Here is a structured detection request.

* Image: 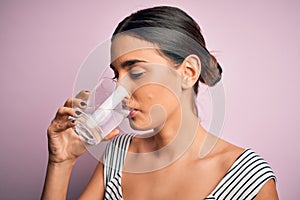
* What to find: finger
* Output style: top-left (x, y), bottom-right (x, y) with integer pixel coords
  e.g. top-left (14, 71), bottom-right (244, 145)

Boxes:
top-left (64, 98), bottom-right (73, 107)
top-left (48, 119), bottom-right (76, 134)
top-left (75, 90), bottom-right (90, 101)
top-left (104, 129), bottom-right (120, 141)
top-left (72, 98), bottom-right (88, 109)
top-left (51, 107), bottom-right (81, 133)
top-left (64, 98), bottom-right (87, 109)
top-left (55, 107), bottom-right (81, 120)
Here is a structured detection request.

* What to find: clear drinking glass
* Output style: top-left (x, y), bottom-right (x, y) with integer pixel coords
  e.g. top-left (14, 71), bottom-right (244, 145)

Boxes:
top-left (72, 78), bottom-right (130, 145)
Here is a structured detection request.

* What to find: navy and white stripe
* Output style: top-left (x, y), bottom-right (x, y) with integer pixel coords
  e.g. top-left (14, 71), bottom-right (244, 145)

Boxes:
top-left (103, 133), bottom-right (134, 200)
top-left (205, 149), bottom-right (276, 199)
top-left (103, 134), bottom-right (276, 200)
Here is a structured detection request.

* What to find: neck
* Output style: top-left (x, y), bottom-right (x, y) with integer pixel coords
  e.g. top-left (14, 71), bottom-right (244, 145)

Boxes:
top-left (141, 90), bottom-right (206, 161)
top-left (152, 89), bottom-right (199, 148)
top-left (124, 90), bottom-right (208, 173)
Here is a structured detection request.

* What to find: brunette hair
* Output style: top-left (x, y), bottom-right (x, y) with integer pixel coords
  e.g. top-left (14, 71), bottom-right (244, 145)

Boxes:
top-left (112, 6), bottom-right (222, 94)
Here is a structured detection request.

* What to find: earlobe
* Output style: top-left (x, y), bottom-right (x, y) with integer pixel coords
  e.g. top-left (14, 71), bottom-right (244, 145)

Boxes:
top-left (181, 54), bottom-right (201, 89)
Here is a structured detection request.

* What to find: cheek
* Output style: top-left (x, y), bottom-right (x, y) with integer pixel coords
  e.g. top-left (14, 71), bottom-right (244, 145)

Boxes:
top-left (129, 85), bottom-right (180, 130)
top-left (146, 92), bottom-right (154, 101)
top-left (139, 85), bottom-right (179, 112)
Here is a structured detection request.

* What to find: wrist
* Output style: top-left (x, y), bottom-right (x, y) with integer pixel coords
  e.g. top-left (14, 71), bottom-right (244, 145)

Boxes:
top-left (48, 158), bottom-right (77, 169)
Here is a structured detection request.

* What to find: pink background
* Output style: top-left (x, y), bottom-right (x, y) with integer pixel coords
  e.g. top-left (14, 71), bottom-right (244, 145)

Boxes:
top-left (1, 0), bottom-right (299, 199)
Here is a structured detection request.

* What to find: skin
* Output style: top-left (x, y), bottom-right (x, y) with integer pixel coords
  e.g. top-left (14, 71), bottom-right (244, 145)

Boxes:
top-left (41, 91), bottom-right (119, 200)
top-left (41, 35), bottom-right (279, 200)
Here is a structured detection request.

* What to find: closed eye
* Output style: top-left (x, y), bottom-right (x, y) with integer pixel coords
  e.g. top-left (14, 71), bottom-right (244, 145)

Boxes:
top-left (129, 71), bottom-right (144, 79)
top-left (129, 66), bottom-right (146, 79)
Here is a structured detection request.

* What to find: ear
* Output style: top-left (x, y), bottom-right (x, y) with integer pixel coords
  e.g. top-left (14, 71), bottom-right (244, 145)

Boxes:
top-left (181, 54), bottom-right (201, 89)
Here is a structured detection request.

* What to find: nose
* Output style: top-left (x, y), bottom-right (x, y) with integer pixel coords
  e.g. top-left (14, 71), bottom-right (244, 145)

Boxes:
top-left (114, 71), bottom-right (132, 92)
top-left (121, 97), bottom-right (129, 109)
top-left (115, 70), bottom-right (126, 84)
top-left (121, 95), bottom-right (136, 110)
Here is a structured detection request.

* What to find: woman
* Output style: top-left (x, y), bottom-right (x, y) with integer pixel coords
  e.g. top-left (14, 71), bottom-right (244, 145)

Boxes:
top-left (42, 6), bottom-right (278, 199)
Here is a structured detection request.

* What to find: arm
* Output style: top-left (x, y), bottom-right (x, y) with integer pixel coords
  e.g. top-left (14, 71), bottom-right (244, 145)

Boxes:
top-left (41, 94), bottom-right (88, 199)
top-left (42, 134), bottom-right (115, 200)
top-left (78, 162), bottom-right (105, 200)
top-left (254, 179), bottom-right (279, 200)
top-left (41, 160), bottom-right (76, 200)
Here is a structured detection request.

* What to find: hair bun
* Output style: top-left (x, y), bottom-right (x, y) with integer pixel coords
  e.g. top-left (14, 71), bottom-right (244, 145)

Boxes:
top-left (199, 54), bottom-right (222, 87)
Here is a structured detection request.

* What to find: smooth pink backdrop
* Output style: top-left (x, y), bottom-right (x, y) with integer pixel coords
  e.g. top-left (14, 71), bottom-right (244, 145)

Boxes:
top-left (1, 0), bottom-right (299, 199)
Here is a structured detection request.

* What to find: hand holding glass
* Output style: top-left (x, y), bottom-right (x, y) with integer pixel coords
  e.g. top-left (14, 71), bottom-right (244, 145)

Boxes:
top-left (70, 81), bottom-right (130, 145)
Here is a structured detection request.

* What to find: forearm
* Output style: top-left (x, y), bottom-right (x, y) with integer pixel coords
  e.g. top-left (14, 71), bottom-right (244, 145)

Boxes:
top-left (41, 159), bottom-right (76, 200)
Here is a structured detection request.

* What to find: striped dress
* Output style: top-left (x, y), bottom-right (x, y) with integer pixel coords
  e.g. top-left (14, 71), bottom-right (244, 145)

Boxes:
top-left (103, 134), bottom-right (276, 200)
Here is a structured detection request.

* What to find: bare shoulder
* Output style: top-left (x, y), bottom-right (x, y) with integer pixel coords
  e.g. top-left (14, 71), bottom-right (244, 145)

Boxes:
top-left (203, 133), bottom-right (245, 170)
top-left (217, 136), bottom-right (245, 160)
top-left (207, 134), bottom-right (279, 199)
top-left (254, 178), bottom-right (279, 200)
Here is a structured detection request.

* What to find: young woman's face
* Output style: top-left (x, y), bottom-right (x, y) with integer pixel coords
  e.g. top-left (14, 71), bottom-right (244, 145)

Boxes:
top-left (110, 35), bottom-right (183, 131)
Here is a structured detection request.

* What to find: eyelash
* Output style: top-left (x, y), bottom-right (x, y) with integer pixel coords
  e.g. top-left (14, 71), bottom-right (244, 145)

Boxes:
top-left (129, 71), bottom-right (144, 79)
top-left (112, 67), bottom-right (145, 81)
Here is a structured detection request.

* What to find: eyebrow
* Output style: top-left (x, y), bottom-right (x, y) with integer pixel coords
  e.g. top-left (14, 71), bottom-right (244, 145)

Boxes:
top-left (110, 59), bottom-right (147, 70)
top-left (121, 59), bottom-right (147, 67)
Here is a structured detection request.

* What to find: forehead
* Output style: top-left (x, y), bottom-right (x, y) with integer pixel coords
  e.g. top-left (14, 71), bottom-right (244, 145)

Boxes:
top-left (110, 35), bottom-right (171, 67)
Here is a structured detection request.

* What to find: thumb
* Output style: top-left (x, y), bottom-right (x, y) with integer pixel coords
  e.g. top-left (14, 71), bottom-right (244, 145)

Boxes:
top-left (104, 129), bottom-right (120, 141)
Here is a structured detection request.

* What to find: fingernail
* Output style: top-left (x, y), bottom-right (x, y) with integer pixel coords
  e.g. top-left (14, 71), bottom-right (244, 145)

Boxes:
top-left (80, 102), bottom-right (87, 107)
top-left (75, 110), bottom-right (82, 116)
top-left (68, 116), bottom-right (76, 123)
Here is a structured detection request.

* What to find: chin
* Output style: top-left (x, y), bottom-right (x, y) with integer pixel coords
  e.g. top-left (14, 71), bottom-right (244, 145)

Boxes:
top-left (129, 120), bottom-right (151, 131)
top-left (129, 118), bottom-right (165, 132)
